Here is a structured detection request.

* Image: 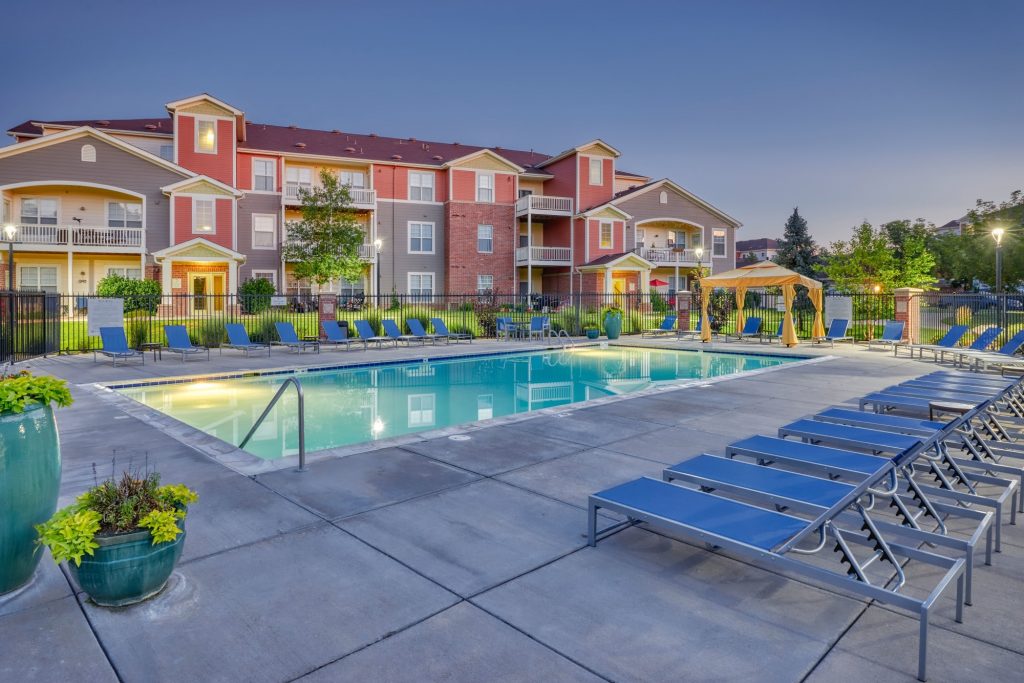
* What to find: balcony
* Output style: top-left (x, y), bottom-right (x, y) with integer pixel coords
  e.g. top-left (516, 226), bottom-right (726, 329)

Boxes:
top-left (8, 224), bottom-right (145, 253)
top-left (515, 245), bottom-right (571, 266)
top-left (284, 186), bottom-right (376, 210)
top-left (515, 194), bottom-right (573, 217)
top-left (358, 243), bottom-right (376, 261)
top-left (634, 247), bottom-right (703, 266)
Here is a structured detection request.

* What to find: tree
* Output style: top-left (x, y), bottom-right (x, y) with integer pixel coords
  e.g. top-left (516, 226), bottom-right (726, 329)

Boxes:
top-left (774, 207), bottom-right (819, 278)
top-left (281, 169), bottom-right (366, 286)
top-left (930, 190), bottom-right (1024, 290)
top-left (822, 221), bottom-right (935, 293)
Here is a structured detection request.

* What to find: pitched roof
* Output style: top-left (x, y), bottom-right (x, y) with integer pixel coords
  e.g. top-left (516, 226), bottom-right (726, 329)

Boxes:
top-left (735, 238), bottom-right (778, 251)
top-left (9, 117), bottom-right (173, 137)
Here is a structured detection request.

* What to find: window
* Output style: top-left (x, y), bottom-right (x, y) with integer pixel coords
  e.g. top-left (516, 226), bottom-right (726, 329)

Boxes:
top-left (667, 276), bottom-right (685, 295)
top-left (476, 173), bottom-right (493, 202)
top-left (599, 221), bottom-right (613, 249)
top-left (106, 267), bottom-right (142, 280)
top-left (518, 189), bottom-right (533, 198)
top-left (477, 394), bottom-right (493, 420)
top-left (253, 159), bottom-right (276, 192)
top-left (713, 229), bottom-right (726, 257)
top-left (589, 157), bottom-right (603, 185)
top-left (408, 172), bottom-right (434, 201)
top-left (193, 198), bottom-right (216, 234)
top-left (335, 276), bottom-right (364, 298)
top-left (477, 224), bottom-right (493, 253)
top-left (252, 214), bottom-right (277, 249)
top-left (2, 198), bottom-right (10, 224)
top-left (250, 270), bottom-right (277, 288)
top-left (195, 119), bottom-right (217, 153)
top-left (659, 191), bottom-right (668, 204)
top-left (19, 266), bottom-right (58, 293)
top-left (337, 171), bottom-right (365, 189)
top-left (408, 272), bottom-right (434, 300)
top-left (80, 144), bottom-right (96, 162)
top-left (408, 394), bottom-right (436, 428)
top-left (159, 145), bottom-right (174, 161)
top-left (20, 198), bottom-right (58, 225)
top-left (408, 222), bottom-right (434, 254)
top-left (107, 202), bottom-right (142, 229)
top-left (477, 274), bottom-right (493, 293)
top-left (285, 167), bottom-right (312, 199)
top-left (635, 229), bottom-right (646, 249)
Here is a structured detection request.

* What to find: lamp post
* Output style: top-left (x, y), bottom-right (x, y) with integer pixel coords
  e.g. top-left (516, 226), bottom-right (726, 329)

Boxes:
top-left (3, 224), bottom-right (17, 363)
top-left (693, 246), bottom-right (705, 329)
top-left (992, 227), bottom-right (1006, 331)
top-left (373, 238), bottom-right (383, 303)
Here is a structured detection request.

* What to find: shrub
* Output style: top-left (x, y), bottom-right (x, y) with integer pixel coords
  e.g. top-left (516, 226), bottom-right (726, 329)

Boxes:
top-left (627, 311), bottom-right (644, 334)
top-left (239, 278), bottom-right (276, 314)
top-left (126, 313), bottom-right (149, 349)
top-left (251, 312), bottom-right (292, 343)
top-left (0, 372), bottom-right (73, 414)
top-left (954, 305), bottom-right (973, 327)
top-left (650, 289), bottom-right (669, 313)
top-left (96, 275), bottom-right (161, 313)
top-left (197, 319), bottom-right (226, 347)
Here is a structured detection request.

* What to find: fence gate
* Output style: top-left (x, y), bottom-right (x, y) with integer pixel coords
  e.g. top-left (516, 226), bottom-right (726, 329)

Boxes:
top-left (0, 292), bottom-right (60, 364)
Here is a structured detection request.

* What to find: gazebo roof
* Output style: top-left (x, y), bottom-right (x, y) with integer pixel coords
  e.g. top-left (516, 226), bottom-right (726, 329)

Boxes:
top-left (699, 261), bottom-right (821, 290)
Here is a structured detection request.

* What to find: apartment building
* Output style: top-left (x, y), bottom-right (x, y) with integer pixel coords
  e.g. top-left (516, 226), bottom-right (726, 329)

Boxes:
top-left (0, 93), bottom-right (740, 304)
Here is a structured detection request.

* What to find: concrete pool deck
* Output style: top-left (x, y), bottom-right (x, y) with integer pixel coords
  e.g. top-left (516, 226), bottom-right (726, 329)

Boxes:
top-left (3, 338), bottom-right (1023, 681)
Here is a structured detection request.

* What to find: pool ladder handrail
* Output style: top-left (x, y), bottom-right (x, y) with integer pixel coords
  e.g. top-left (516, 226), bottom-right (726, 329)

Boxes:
top-left (238, 377), bottom-right (307, 472)
top-left (555, 329), bottom-right (575, 349)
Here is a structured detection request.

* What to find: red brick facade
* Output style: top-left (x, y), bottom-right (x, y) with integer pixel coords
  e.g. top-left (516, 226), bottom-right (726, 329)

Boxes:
top-left (444, 202), bottom-right (515, 294)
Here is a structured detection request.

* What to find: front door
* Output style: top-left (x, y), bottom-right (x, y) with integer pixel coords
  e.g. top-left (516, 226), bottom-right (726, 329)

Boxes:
top-left (190, 273), bottom-right (225, 313)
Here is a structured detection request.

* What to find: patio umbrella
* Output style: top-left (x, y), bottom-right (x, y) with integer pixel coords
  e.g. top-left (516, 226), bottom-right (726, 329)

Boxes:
top-left (649, 279), bottom-right (670, 287)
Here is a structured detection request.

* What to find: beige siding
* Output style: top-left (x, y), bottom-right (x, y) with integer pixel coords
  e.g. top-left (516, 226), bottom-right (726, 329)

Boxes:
top-left (449, 155), bottom-right (520, 172)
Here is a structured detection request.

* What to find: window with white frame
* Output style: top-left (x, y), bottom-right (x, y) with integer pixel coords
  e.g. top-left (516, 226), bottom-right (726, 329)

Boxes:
top-left (477, 394), bottom-right (493, 420)
top-left (250, 270), bottom-right (277, 288)
top-left (107, 202), bottom-right (142, 229)
top-left (408, 394), bottom-right (436, 428)
top-left (589, 157), bottom-right (603, 185)
top-left (668, 275), bottom-right (685, 294)
top-left (159, 145), bottom-right (174, 161)
top-left (2, 198), bottom-right (10, 224)
top-left (635, 228), bottom-right (646, 249)
top-left (408, 171), bottom-right (434, 201)
top-left (339, 171), bottom-right (366, 188)
top-left (285, 167), bottom-right (313, 200)
top-left (20, 198), bottom-right (58, 225)
top-left (408, 222), bottom-right (434, 254)
top-left (193, 198), bottom-right (216, 234)
top-left (19, 266), bottom-right (58, 293)
top-left (477, 274), bottom-right (493, 293)
top-left (476, 173), bottom-right (493, 202)
top-left (106, 267), bottom-right (142, 280)
top-left (477, 224), bottom-right (493, 253)
top-left (713, 229), bottom-right (727, 257)
top-left (599, 221), bottom-right (613, 249)
top-left (335, 276), bottom-right (363, 298)
top-left (408, 272), bottom-right (434, 300)
top-left (195, 119), bottom-right (217, 153)
top-left (252, 214), bottom-right (276, 249)
top-left (253, 159), bottom-right (276, 192)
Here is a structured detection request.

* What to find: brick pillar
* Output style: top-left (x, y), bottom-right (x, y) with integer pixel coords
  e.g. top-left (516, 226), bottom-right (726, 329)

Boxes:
top-left (318, 294), bottom-right (337, 339)
top-left (676, 290), bottom-right (691, 331)
top-left (894, 287), bottom-right (922, 343)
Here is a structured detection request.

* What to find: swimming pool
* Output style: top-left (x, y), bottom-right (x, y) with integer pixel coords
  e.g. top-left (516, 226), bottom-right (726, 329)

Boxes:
top-left (114, 346), bottom-right (800, 460)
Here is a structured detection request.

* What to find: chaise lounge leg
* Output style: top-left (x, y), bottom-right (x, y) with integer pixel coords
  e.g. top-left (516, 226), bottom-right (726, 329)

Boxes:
top-left (588, 502), bottom-right (598, 547)
top-left (918, 605), bottom-right (929, 682)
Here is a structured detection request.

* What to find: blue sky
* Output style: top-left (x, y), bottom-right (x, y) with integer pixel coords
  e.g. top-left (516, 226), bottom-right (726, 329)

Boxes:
top-left (4, 0), bottom-right (1021, 242)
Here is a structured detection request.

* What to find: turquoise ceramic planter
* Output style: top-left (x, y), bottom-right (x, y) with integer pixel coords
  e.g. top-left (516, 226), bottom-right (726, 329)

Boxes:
top-left (585, 329), bottom-right (600, 340)
top-left (69, 526), bottom-right (186, 607)
top-left (604, 314), bottom-right (622, 340)
top-left (0, 403), bottom-right (61, 595)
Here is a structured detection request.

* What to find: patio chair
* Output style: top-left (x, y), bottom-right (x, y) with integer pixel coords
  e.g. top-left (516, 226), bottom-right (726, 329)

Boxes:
top-left (527, 316), bottom-right (550, 341)
top-left (354, 319), bottom-right (396, 348)
top-left (813, 318), bottom-right (853, 348)
top-left (926, 326), bottom-right (1002, 364)
top-left (383, 319), bottom-right (424, 346)
top-left (407, 318), bottom-right (442, 344)
top-left (947, 328), bottom-right (1024, 371)
top-left (163, 325), bottom-right (210, 362)
top-left (431, 317), bottom-right (472, 343)
top-left (94, 327), bottom-right (144, 366)
top-left (496, 317), bottom-right (518, 341)
top-left (899, 325), bottom-right (968, 359)
top-left (760, 320), bottom-right (784, 344)
top-left (222, 323), bottom-right (271, 356)
top-left (866, 320), bottom-right (906, 351)
top-left (272, 321), bottom-right (320, 353)
top-left (641, 314), bottom-right (677, 337)
top-left (321, 320), bottom-right (364, 351)
top-left (730, 316), bottom-right (762, 341)
top-left (677, 316), bottom-right (713, 341)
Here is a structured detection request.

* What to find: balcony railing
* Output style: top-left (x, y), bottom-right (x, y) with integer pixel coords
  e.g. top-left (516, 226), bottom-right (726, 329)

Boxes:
top-left (634, 247), bottom-right (702, 265)
top-left (358, 244), bottom-right (376, 261)
top-left (515, 246), bottom-right (571, 265)
top-left (10, 224), bottom-right (145, 250)
top-left (515, 194), bottom-right (573, 217)
top-left (284, 185), bottom-right (376, 209)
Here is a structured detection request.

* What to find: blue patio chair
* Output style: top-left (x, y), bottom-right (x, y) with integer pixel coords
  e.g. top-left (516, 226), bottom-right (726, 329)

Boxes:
top-left (732, 316), bottom-right (762, 341)
top-left (901, 325), bottom-right (968, 360)
top-left (383, 319), bottom-right (423, 345)
top-left (678, 315), bottom-right (712, 341)
top-left (273, 321), bottom-right (319, 353)
top-left (354, 319), bottom-right (395, 348)
top-left (760, 320), bottom-right (784, 344)
top-left (949, 328), bottom-right (1024, 371)
top-left (94, 327), bottom-right (144, 366)
top-left (430, 317), bottom-right (472, 343)
top-left (223, 323), bottom-right (271, 356)
top-left (929, 326), bottom-right (1002, 364)
top-left (321, 320), bottom-right (364, 351)
top-left (527, 316), bottom-right (550, 341)
top-left (641, 314), bottom-right (677, 337)
top-left (866, 320), bottom-right (906, 351)
top-left (163, 325), bottom-right (210, 362)
top-left (814, 318), bottom-right (853, 348)
top-left (407, 318), bottom-right (441, 344)
top-left (496, 317), bottom-right (518, 341)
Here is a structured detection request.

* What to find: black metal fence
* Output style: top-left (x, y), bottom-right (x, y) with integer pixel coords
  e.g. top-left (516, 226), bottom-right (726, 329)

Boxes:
top-left (1, 292), bottom-right (60, 364)
top-left (918, 292), bottom-right (1024, 346)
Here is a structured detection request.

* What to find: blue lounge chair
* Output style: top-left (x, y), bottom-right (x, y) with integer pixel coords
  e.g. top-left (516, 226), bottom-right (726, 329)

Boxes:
top-left (641, 315), bottom-right (677, 337)
top-left (163, 325), bottom-right (210, 362)
top-left (383, 319), bottom-right (423, 345)
top-left (814, 318), bottom-right (853, 348)
top-left (430, 317), bottom-right (472, 343)
top-left (679, 315), bottom-right (715, 341)
top-left (94, 327), bottom-right (144, 366)
top-left (867, 320), bottom-right (906, 351)
top-left (731, 316), bottom-right (762, 341)
top-left (321, 320), bottom-right (364, 350)
top-left (354, 319), bottom-right (395, 348)
top-left (949, 328), bottom-right (1024, 371)
top-left (901, 325), bottom-right (969, 360)
top-left (928, 326), bottom-right (1002, 364)
top-left (760, 320), bottom-right (784, 344)
top-left (527, 316), bottom-right (549, 341)
top-left (223, 323), bottom-right (270, 356)
top-left (407, 318), bottom-right (441, 344)
top-left (273, 321), bottom-right (319, 353)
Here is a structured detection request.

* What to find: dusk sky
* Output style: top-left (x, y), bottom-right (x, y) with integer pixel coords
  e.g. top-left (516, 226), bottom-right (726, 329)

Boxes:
top-left (4, 0), bottom-right (1020, 244)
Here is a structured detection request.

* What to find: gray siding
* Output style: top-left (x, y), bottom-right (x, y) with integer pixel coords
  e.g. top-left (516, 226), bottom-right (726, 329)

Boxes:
top-left (237, 193), bottom-right (283, 284)
top-left (0, 136), bottom-right (186, 253)
top-left (376, 200), bottom-right (445, 294)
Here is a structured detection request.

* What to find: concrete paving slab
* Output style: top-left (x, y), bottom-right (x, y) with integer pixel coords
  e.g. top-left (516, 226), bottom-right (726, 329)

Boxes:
top-left (505, 410), bottom-right (660, 447)
top-left (0, 596), bottom-right (117, 682)
top-left (475, 528), bottom-right (864, 683)
top-left (401, 426), bottom-right (588, 476)
top-left (299, 601), bottom-right (602, 682)
top-left (338, 479), bottom-right (586, 597)
top-left (0, 557), bottom-right (72, 618)
top-left (601, 425), bottom-right (733, 464)
top-left (257, 447), bottom-right (479, 520)
top-left (82, 524), bottom-right (458, 682)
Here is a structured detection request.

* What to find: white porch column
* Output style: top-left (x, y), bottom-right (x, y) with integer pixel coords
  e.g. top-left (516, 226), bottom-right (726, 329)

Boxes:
top-left (641, 268), bottom-right (650, 294)
top-left (161, 258), bottom-right (173, 293)
top-left (604, 269), bottom-right (612, 295)
top-left (526, 211), bottom-right (533, 297)
top-left (67, 252), bottom-right (73, 293)
top-left (228, 260), bottom-right (238, 295)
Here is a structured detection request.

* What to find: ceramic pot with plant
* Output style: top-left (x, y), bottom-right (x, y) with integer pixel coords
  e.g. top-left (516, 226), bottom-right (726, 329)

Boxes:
top-left (36, 470), bottom-right (197, 607)
top-left (583, 325), bottom-right (600, 340)
top-left (602, 306), bottom-right (623, 340)
top-left (0, 372), bottom-right (72, 595)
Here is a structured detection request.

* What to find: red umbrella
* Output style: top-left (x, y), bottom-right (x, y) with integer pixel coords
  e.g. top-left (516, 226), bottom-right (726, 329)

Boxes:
top-left (649, 279), bottom-right (670, 287)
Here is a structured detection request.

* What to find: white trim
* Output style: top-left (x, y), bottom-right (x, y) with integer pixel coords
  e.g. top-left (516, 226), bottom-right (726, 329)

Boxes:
top-left (161, 174), bottom-right (242, 197)
top-left (194, 116), bottom-right (218, 155)
top-left (407, 271), bottom-right (435, 298)
top-left (165, 93), bottom-right (244, 116)
top-left (712, 228), bottom-right (727, 258)
top-left (579, 203), bottom-right (632, 220)
top-left (152, 237), bottom-right (246, 262)
top-left (634, 216), bottom-right (706, 229)
top-left (17, 196), bottom-right (60, 226)
top-left (538, 138), bottom-right (621, 167)
top-left (377, 198), bottom-right (444, 207)
top-left (598, 220), bottom-right (613, 250)
top-left (442, 148), bottom-right (524, 173)
top-left (192, 196), bottom-right (217, 236)
top-left (251, 213), bottom-right (277, 250)
top-left (249, 269), bottom-right (277, 287)
top-left (408, 170), bottom-right (435, 202)
top-left (407, 221), bottom-right (435, 255)
top-left (251, 156), bottom-right (277, 193)
top-left (476, 172), bottom-right (494, 203)
top-left (587, 156), bottom-right (603, 186)
top-left (477, 224), bottom-right (494, 254)
top-left (611, 178), bottom-right (742, 228)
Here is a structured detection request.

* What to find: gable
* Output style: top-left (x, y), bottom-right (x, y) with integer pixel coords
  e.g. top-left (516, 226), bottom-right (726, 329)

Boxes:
top-left (578, 141), bottom-right (617, 158)
top-left (614, 180), bottom-right (740, 228)
top-left (588, 206), bottom-right (629, 220)
top-left (167, 178), bottom-right (236, 196)
top-left (445, 149), bottom-right (522, 173)
top-left (176, 101), bottom-right (236, 118)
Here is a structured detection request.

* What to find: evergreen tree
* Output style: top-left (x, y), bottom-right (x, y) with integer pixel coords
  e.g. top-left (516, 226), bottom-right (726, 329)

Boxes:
top-left (774, 207), bottom-right (818, 278)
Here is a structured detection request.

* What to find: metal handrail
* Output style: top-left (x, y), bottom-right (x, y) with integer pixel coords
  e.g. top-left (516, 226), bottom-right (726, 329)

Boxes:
top-left (555, 329), bottom-right (575, 349)
top-left (238, 377), bottom-right (307, 472)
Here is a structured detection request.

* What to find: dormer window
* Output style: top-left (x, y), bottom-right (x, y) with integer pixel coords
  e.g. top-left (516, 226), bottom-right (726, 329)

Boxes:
top-left (195, 119), bottom-right (217, 154)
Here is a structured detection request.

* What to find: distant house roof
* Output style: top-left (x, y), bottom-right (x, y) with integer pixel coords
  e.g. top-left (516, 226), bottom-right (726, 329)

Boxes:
top-left (736, 238), bottom-right (779, 252)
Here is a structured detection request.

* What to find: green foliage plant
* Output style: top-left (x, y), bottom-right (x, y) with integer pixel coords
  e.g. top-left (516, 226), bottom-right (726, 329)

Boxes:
top-left (0, 372), bottom-right (73, 414)
top-left (95, 275), bottom-right (161, 314)
top-left (239, 277), bottom-right (276, 314)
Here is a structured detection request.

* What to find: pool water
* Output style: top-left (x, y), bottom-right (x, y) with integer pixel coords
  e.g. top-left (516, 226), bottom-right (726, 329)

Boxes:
top-left (115, 347), bottom-right (798, 460)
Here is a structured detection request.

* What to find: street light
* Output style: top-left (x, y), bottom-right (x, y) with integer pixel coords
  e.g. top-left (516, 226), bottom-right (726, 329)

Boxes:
top-left (373, 238), bottom-right (383, 301)
top-left (992, 227), bottom-right (1006, 331)
top-left (2, 224), bottom-right (16, 291)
